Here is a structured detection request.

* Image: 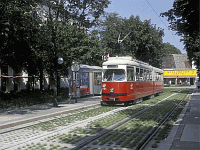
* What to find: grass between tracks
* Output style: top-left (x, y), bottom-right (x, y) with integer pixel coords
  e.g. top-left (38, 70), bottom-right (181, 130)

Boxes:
top-left (17, 88), bottom-right (186, 150)
top-left (26, 105), bottom-right (118, 131)
top-left (151, 93), bottom-right (190, 148)
top-left (85, 89), bottom-right (189, 149)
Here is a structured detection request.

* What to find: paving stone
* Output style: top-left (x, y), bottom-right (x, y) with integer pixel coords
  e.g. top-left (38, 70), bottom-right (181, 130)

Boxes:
top-left (180, 124), bottom-right (200, 142)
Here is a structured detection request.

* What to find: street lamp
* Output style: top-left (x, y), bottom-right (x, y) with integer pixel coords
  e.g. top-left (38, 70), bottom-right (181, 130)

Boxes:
top-left (53, 57), bottom-right (64, 107)
top-left (57, 57), bottom-right (63, 98)
top-left (58, 57), bottom-right (64, 64)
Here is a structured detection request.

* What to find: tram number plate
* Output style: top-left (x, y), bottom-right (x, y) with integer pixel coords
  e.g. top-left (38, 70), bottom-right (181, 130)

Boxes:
top-left (109, 98), bottom-right (115, 101)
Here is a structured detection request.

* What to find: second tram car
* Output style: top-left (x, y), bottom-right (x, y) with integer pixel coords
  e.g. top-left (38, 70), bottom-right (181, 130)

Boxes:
top-left (101, 56), bottom-right (164, 105)
top-left (69, 64), bottom-right (102, 98)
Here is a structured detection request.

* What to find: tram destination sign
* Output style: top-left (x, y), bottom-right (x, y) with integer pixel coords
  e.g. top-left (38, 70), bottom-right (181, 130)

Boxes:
top-left (107, 65), bottom-right (118, 68)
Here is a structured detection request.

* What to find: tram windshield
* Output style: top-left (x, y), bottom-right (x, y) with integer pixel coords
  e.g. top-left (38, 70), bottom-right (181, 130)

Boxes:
top-left (103, 69), bottom-right (125, 81)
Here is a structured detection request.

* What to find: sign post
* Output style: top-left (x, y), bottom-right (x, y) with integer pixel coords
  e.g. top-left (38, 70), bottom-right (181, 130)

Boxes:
top-left (71, 62), bottom-right (80, 103)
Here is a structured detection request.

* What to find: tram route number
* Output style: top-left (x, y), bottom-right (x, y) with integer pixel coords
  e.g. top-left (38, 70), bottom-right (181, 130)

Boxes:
top-left (130, 83), bottom-right (133, 89)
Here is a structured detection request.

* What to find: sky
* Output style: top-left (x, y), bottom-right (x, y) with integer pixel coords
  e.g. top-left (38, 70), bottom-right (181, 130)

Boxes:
top-left (104, 0), bottom-right (186, 53)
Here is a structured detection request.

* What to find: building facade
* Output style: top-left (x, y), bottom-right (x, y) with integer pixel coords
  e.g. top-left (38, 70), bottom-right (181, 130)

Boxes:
top-left (162, 54), bottom-right (197, 85)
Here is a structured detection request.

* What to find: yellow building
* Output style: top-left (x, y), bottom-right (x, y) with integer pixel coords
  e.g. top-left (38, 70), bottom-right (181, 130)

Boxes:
top-left (163, 69), bottom-right (197, 85)
top-left (162, 54), bottom-right (197, 85)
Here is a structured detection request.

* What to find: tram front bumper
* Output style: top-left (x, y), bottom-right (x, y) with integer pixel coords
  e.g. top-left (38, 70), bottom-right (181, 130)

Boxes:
top-left (102, 92), bottom-right (128, 102)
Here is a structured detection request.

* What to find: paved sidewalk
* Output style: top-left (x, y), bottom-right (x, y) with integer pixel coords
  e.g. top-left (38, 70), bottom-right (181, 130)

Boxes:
top-left (0, 96), bottom-right (101, 129)
top-left (159, 88), bottom-right (200, 150)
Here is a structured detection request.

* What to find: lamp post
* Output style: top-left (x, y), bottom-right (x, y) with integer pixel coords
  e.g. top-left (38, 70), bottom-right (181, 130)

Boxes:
top-left (57, 57), bottom-right (63, 97)
top-left (53, 57), bottom-right (64, 107)
top-left (58, 57), bottom-right (64, 65)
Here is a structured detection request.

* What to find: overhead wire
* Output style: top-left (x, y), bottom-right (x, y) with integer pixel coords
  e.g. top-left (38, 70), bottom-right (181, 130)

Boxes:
top-left (145, 0), bottom-right (181, 50)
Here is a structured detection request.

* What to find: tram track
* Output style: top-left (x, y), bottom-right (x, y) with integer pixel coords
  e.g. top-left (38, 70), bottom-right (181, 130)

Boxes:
top-left (138, 93), bottom-right (190, 150)
top-left (0, 89), bottom-right (185, 150)
top-left (76, 89), bottom-right (190, 150)
top-left (0, 104), bottom-right (130, 149)
top-left (3, 108), bottom-right (125, 149)
top-left (73, 91), bottom-right (181, 150)
top-left (0, 103), bottom-right (101, 133)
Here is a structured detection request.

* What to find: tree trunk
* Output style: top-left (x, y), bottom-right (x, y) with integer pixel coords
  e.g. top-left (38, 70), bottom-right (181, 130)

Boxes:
top-left (53, 74), bottom-right (58, 107)
top-left (39, 68), bottom-right (44, 91)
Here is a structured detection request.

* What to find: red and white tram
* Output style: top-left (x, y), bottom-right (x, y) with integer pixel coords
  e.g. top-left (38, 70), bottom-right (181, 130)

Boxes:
top-left (101, 56), bottom-right (164, 105)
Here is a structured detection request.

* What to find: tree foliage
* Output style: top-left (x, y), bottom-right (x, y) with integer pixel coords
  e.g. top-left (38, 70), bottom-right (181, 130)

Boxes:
top-left (0, 0), bottom-right (41, 73)
top-left (0, 0), bottom-right (108, 74)
top-left (98, 13), bottom-right (165, 68)
top-left (163, 42), bottom-right (181, 56)
top-left (161, 0), bottom-right (200, 77)
top-left (40, 0), bottom-right (111, 28)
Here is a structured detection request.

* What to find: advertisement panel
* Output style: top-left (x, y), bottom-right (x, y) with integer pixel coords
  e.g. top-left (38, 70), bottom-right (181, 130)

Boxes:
top-left (163, 70), bottom-right (197, 76)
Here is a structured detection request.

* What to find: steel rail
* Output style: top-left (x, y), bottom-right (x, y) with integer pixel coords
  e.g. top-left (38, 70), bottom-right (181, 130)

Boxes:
top-left (72, 92), bottom-right (180, 150)
top-left (2, 105), bottom-right (130, 149)
top-left (1, 91), bottom-right (181, 150)
top-left (137, 93), bottom-right (189, 150)
top-left (0, 104), bottom-right (100, 134)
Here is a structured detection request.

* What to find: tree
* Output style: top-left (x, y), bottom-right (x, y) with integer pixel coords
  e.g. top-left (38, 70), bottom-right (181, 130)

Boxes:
top-left (79, 30), bottom-right (104, 66)
top-left (0, 0), bottom-right (108, 106)
top-left (162, 42), bottom-right (181, 56)
top-left (125, 17), bottom-right (164, 68)
top-left (37, 0), bottom-right (110, 105)
top-left (64, 0), bottom-right (111, 28)
top-left (0, 0), bottom-right (41, 73)
top-left (99, 13), bottom-right (124, 55)
top-left (0, 0), bottom-right (44, 93)
top-left (98, 13), bottom-right (165, 68)
top-left (40, 0), bottom-right (111, 28)
top-left (161, 0), bottom-right (200, 78)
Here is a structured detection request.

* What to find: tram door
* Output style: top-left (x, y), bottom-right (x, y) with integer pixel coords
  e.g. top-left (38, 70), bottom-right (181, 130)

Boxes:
top-left (94, 72), bottom-right (102, 95)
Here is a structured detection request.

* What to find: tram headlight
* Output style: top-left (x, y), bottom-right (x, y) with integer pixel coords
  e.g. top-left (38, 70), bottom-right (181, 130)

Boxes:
top-left (110, 88), bottom-right (114, 93)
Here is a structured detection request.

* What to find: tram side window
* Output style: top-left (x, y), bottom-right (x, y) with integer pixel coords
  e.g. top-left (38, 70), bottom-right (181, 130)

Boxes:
top-left (144, 69), bottom-right (149, 81)
top-left (157, 73), bottom-right (160, 81)
top-left (150, 70), bottom-right (153, 81)
top-left (155, 72), bottom-right (159, 81)
top-left (158, 73), bottom-right (163, 81)
top-left (127, 67), bottom-right (135, 81)
top-left (146, 70), bottom-right (150, 81)
top-left (80, 72), bottom-right (89, 86)
top-left (94, 72), bottom-right (102, 85)
top-left (136, 68), bottom-right (140, 81)
top-left (140, 68), bottom-right (144, 81)
top-left (160, 73), bottom-right (163, 81)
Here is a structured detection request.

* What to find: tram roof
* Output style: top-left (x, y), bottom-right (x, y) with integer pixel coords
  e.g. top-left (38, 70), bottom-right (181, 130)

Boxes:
top-left (103, 56), bottom-right (150, 67)
top-left (153, 67), bottom-right (163, 73)
top-left (103, 56), bottom-right (163, 73)
top-left (80, 64), bottom-right (102, 72)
